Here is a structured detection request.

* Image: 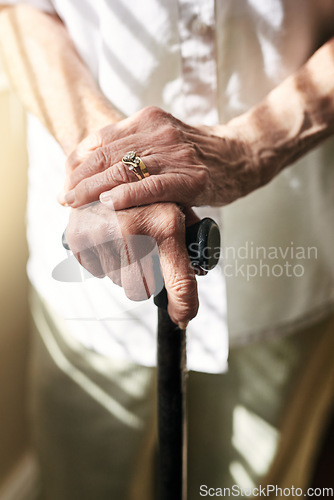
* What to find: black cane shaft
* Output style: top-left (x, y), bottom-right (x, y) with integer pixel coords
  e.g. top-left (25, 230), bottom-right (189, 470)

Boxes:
top-left (62, 218), bottom-right (220, 500)
top-left (157, 307), bottom-right (186, 500)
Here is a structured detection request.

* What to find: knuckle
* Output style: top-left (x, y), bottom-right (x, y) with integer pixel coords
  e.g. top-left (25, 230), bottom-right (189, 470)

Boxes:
top-left (95, 148), bottom-right (111, 171)
top-left (165, 125), bottom-right (183, 144)
top-left (65, 229), bottom-right (79, 253)
top-left (66, 150), bottom-right (82, 173)
top-left (66, 224), bottom-right (88, 254)
top-left (146, 174), bottom-right (164, 197)
top-left (169, 278), bottom-right (199, 320)
top-left (71, 148), bottom-right (110, 189)
top-left (197, 165), bottom-right (209, 184)
top-left (65, 155), bottom-right (75, 173)
top-left (169, 276), bottom-right (195, 296)
top-left (82, 131), bottom-right (103, 151)
top-left (197, 168), bottom-right (210, 202)
top-left (117, 216), bottom-right (134, 236)
top-left (182, 142), bottom-right (200, 162)
top-left (65, 133), bottom-right (103, 172)
top-left (158, 204), bottom-right (185, 238)
top-left (142, 105), bottom-right (163, 120)
top-left (190, 166), bottom-right (209, 196)
top-left (108, 162), bottom-right (133, 184)
top-left (104, 167), bottom-right (115, 185)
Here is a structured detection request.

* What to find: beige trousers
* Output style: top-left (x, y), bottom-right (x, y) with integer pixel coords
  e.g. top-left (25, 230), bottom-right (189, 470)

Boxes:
top-left (28, 289), bottom-right (334, 500)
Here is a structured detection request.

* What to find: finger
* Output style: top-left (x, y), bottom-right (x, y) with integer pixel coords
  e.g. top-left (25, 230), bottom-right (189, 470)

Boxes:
top-left (63, 149), bottom-right (188, 208)
top-left (138, 248), bottom-right (161, 295)
top-left (96, 235), bottom-right (156, 292)
top-left (66, 224), bottom-right (105, 278)
top-left (62, 161), bottom-right (136, 207)
top-left (122, 233), bottom-right (161, 298)
top-left (120, 242), bottom-right (154, 301)
top-left (78, 245), bottom-right (122, 286)
top-left (66, 134), bottom-right (141, 190)
top-left (74, 247), bottom-right (104, 279)
top-left (96, 241), bottom-right (121, 282)
top-left (58, 133), bottom-right (104, 202)
top-left (65, 115), bottom-right (140, 176)
top-left (99, 172), bottom-right (193, 210)
top-left (120, 260), bottom-right (154, 301)
top-left (158, 230), bottom-right (199, 326)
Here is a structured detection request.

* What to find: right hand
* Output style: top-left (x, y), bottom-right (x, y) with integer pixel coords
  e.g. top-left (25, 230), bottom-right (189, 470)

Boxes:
top-left (65, 201), bottom-right (199, 326)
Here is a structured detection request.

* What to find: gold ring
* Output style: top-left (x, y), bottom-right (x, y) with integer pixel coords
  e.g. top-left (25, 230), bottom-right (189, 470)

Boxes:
top-left (122, 151), bottom-right (150, 180)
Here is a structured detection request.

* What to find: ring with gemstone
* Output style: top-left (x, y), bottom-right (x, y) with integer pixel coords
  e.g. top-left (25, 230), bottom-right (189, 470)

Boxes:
top-left (122, 151), bottom-right (150, 180)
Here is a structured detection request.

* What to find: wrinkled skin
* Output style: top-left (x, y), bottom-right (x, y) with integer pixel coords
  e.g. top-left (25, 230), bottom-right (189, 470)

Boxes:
top-left (59, 106), bottom-right (257, 210)
top-left (61, 105), bottom-right (262, 325)
top-left (66, 201), bottom-right (199, 325)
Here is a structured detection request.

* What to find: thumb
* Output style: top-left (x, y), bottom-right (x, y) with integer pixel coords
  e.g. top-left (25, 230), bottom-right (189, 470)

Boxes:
top-left (158, 227), bottom-right (199, 327)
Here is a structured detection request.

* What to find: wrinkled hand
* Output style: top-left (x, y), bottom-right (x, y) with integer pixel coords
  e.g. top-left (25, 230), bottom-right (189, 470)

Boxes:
top-left (59, 106), bottom-right (257, 210)
top-left (65, 201), bottom-right (199, 326)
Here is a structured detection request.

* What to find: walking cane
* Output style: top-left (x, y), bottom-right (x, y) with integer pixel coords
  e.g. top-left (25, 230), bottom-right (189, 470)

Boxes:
top-left (154, 218), bottom-right (220, 500)
top-left (62, 217), bottom-right (220, 500)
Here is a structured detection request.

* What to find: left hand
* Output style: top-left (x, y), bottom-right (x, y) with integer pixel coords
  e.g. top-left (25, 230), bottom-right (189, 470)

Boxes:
top-left (58, 106), bottom-right (261, 210)
top-left (65, 201), bottom-right (200, 326)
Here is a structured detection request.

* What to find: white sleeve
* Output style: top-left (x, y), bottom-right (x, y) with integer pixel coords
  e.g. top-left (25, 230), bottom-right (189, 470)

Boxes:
top-left (0, 0), bottom-right (55, 14)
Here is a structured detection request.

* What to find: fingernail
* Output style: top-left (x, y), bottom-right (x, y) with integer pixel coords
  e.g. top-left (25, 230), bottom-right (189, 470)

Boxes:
top-left (100, 192), bottom-right (115, 209)
top-left (100, 191), bottom-right (113, 202)
top-left (178, 321), bottom-right (189, 330)
top-left (63, 190), bottom-right (75, 206)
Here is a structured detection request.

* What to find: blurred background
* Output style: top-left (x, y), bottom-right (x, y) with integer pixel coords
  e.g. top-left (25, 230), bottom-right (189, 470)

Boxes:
top-left (0, 60), bottom-right (38, 499)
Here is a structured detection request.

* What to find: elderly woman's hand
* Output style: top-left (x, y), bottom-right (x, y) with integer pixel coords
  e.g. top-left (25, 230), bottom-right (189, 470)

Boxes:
top-left (59, 106), bottom-right (263, 210)
top-left (65, 201), bottom-right (199, 327)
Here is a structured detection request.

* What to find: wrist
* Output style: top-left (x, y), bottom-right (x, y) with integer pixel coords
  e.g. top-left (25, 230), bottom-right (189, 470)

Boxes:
top-left (225, 110), bottom-right (283, 191)
top-left (85, 100), bottom-right (125, 133)
top-left (208, 118), bottom-right (273, 202)
top-left (60, 102), bottom-right (125, 155)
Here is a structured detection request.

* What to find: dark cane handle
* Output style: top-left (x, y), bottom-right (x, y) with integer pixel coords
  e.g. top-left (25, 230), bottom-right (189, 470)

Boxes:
top-left (62, 217), bottom-right (221, 304)
top-left (154, 217), bottom-right (220, 309)
top-left (62, 218), bottom-right (220, 257)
